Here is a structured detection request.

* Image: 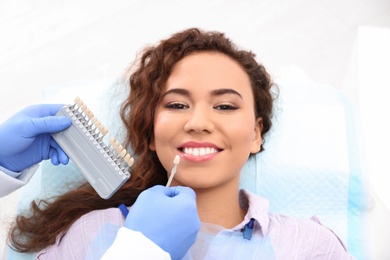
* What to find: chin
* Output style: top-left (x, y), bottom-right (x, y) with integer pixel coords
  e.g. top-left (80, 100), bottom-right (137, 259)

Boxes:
top-left (173, 179), bottom-right (213, 190)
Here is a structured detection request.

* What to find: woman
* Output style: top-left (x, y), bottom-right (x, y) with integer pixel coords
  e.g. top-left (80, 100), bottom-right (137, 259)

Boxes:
top-left (9, 28), bottom-right (354, 259)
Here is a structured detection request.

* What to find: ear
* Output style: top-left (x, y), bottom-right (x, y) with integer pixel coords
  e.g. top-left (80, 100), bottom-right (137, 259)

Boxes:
top-left (250, 117), bottom-right (263, 154)
top-left (149, 138), bottom-right (156, 151)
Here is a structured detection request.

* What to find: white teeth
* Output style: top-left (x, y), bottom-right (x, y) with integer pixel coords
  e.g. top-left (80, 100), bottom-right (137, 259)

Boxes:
top-left (183, 147), bottom-right (218, 156)
top-left (193, 148), bottom-right (199, 156)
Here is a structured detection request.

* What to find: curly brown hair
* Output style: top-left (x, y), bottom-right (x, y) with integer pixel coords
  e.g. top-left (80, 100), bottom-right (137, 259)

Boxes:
top-left (8, 27), bottom-right (275, 253)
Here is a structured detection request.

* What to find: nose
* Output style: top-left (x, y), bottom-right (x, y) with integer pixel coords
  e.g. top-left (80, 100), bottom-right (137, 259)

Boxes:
top-left (184, 105), bottom-right (214, 134)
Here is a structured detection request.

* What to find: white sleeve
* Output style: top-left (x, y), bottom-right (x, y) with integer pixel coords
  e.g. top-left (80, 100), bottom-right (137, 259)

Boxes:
top-left (0, 164), bottom-right (38, 197)
top-left (101, 227), bottom-right (171, 260)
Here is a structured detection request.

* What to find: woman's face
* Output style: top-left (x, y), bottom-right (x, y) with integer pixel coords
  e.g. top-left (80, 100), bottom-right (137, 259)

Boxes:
top-left (150, 52), bottom-right (262, 189)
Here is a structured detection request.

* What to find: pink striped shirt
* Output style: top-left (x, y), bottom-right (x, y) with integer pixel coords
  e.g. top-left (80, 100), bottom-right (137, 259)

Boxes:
top-left (38, 189), bottom-right (355, 259)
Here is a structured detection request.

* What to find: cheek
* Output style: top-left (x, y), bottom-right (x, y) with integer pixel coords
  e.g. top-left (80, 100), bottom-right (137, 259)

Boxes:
top-left (152, 113), bottom-right (175, 172)
top-left (227, 118), bottom-right (258, 156)
top-left (230, 117), bottom-right (256, 141)
top-left (153, 112), bottom-right (179, 146)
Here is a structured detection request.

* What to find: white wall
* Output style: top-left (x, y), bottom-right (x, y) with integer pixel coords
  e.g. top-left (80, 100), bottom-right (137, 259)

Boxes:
top-left (1, 0), bottom-right (389, 121)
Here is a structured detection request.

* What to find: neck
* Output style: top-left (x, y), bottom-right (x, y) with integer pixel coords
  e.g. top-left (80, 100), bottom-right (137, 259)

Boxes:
top-left (194, 181), bottom-right (245, 229)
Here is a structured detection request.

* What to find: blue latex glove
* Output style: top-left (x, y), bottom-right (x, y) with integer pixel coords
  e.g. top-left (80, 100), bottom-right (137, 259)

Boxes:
top-left (0, 104), bottom-right (72, 172)
top-left (125, 185), bottom-right (201, 260)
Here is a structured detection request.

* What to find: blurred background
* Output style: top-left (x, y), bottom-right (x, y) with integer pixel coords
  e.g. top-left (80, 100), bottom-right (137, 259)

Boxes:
top-left (0, 0), bottom-right (389, 258)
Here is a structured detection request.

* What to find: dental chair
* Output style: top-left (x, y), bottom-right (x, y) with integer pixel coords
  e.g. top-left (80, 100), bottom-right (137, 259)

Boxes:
top-left (6, 77), bottom-right (376, 259)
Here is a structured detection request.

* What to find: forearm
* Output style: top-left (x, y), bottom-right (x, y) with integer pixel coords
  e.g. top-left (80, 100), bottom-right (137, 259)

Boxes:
top-left (0, 164), bottom-right (38, 197)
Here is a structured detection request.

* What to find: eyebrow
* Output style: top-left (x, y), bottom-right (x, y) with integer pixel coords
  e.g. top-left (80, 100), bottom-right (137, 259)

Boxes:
top-left (162, 88), bottom-right (243, 99)
top-left (210, 88), bottom-right (242, 99)
top-left (162, 88), bottom-right (191, 98)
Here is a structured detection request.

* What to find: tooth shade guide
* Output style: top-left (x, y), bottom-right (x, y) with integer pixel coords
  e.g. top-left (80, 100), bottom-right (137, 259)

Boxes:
top-left (51, 97), bottom-right (136, 199)
top-left (173, 155), bottom-right (180, 164)
top-left (120, 149), bottom-right (127, 157)
top-left (101, 127), bottom-right (108, 137)
top-left (126, 157), bottom-right (135, 167)
top-left (166, 155), bottom-right (180, 187)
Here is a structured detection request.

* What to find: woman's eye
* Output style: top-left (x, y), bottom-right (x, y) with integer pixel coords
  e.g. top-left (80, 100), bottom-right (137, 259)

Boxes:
top-left (214, 104), bottom-right (238, 110)
top-left (165, 102), bottom-right (188, 109)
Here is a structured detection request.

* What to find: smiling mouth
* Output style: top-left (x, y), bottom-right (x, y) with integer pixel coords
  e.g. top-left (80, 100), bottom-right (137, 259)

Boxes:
top-left (179, 147), bottom-right (221, 156)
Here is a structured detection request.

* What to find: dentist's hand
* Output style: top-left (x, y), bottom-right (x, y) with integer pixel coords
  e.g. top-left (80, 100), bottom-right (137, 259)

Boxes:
top-left (125, 185), bottom-right (201, 260)
top-left (0, 104), bottom-right (71, 172)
